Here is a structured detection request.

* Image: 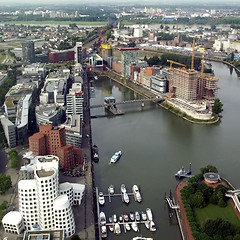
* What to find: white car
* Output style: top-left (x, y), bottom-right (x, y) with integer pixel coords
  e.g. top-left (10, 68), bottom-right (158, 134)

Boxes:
top-left (98, 192), bottom-right (105, 205)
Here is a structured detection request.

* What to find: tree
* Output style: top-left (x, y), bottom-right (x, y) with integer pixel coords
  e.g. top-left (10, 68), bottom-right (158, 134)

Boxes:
top-left (0, 174), bottom-right (12, 194)
top-left (200, 165), bottom-right (218, 174)
top-left (105, 29), bottom-right (112, 40)
top-left (71, 234), bottom-right (81, 240)
top-left (213, 98), bottom-right (223, 114)
top-left (189, 191), bottom-right (206, 208)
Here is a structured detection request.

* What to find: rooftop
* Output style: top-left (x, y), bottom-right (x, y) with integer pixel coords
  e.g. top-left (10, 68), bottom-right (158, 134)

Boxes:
top-left (36, 168), bottom-right (55, 178)
top-left (23, 229), bottom-right (64, 240)
top-left (2, 211), bottom-right (23, 225)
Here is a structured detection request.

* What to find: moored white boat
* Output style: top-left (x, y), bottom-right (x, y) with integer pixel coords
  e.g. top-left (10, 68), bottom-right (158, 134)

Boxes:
top-left (113, 214), bottom-right (117, 223)
top-left (123, 192), bottom-right (130, 204)
top-left (99, 212), bottom-right (106, 225)
top-left (108, 185), bottom-right (114, 194)
top-left (101, 225), bottom-right (107, 238)
top-left (123, 213), bottom-right (129, 222)
top-left (114, 222), bottom-right (121, 235)
top-left (119, 215), bottom-right (123, 222)
top-left (130, 212), bottom-right (135, 221)
top-left (149, 220), bottom-right (157, 232)
top-left (110, 151), bottom-right (122, 163)
top-left (109, 216), bottom-right (114, 232)
top-left (146, 208), bottom-right (153, 221)
top-left (141, 211), bottom-right (147, 221)
top-left (125, 223), bottom-right (131, 231)
top-left (131, 222), bottom-right (139, 232)
top-left (133, 185), bottom-right (142, 202)
top-left (135, 211), bottom-right (141, 221)
top-left (98, 192), bottom-right (105, 206)
top-left (121, 184), bottom-right (127, 193)
top-left (145, 221), bottom-right (150, 229)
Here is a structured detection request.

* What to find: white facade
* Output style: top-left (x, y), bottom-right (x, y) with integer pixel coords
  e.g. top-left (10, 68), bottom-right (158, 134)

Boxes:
top-left (0, 116), bottom-right (16, 148)
top-left (4, 155), bottom-right (84, 238)
top-left (2, 211), bottom-right (24, 235)
top-left (35, 167), bottom-right (58, 230)
top-left (133, 25), bottom-right (143, 38)
top-left (54, 195), bottom-right (75, 238)
top-left (18, 180), bottom-right (38, 230)
top-left (151, 75), bottom-right (167, 94)
top-left (66, 83), bottom-right (83, 118)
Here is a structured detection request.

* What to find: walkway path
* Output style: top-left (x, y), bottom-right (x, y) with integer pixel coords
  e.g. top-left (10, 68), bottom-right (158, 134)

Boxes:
top-left (175, 181), bottom-right (194, 240)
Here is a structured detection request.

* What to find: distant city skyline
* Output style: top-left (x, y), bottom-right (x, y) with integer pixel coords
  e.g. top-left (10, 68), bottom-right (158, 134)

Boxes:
top-left (0, 0), bottom-right (239, 5)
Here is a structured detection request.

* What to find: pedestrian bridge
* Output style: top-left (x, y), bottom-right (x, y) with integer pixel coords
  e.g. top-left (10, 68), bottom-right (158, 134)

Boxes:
top-left (90, 97), bottom-right (164, 109)
top-left (225, 190), bottom-right (240, 213)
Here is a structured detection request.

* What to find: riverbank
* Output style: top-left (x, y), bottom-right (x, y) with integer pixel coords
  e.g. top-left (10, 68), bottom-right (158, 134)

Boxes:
top-left (98, 70), bottom-right (220, 124)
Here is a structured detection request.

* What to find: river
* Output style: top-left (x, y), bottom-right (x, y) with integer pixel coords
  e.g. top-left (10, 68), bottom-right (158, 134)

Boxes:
top-left (90, 61), bottom-right (240, 240)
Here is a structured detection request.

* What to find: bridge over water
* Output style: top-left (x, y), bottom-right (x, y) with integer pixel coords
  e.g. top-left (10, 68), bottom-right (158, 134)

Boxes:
top-left (90, 97), bottom-right (164, 109)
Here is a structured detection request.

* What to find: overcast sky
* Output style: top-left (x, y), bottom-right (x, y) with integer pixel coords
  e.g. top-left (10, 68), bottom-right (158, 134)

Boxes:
top-left (0, 0), bottom-right (239, 4)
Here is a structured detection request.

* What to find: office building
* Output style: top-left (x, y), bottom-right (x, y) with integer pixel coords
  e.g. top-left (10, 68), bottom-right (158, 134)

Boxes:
top-left (22, 40), bottom-right (35, 65)
top-left (2, 211), bottom-right (24, 235)
top-left (75, 42), bottom-right (83, 64)
top-left (66, 83), bottom-right (83, 118)
top-left (0, 116), bottom-right (16, 148)
top-left (119, 47), bottom-right (139, 77)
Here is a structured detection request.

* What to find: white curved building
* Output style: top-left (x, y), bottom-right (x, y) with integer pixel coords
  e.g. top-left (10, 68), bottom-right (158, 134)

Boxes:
top-left (35, 167), bottom-right (58, 230)
top-left (2, 211), bottom-right (24, 234)
top-left (54, 195), bottom-right (75, 238)
top-left (18, 179), bottom-right (38, 230)
top-left (59, 182), bottom-right (74, 206)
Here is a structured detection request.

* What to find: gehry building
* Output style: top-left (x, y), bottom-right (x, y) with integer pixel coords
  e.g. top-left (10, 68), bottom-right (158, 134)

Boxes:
top-left (2, 155), bottom-right (85, 238)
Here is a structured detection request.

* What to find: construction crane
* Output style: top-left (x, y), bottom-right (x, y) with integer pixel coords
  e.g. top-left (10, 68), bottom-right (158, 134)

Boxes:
top-left (191, 39), bottom-right (195, 70)
top-left (167, 60), bottom-right (186, 97)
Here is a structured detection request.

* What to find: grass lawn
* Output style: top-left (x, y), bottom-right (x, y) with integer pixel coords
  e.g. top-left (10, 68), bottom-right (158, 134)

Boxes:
top-left (1, 20), bottom-right (106, 26)
top-left (194, 202), bottom-right (240, 227)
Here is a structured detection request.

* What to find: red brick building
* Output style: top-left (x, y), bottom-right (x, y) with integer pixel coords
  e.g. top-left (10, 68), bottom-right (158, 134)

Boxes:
top-left (29, 123), bottom-right (82, 170)
top-left (57, 145), bottom-right (82, 170)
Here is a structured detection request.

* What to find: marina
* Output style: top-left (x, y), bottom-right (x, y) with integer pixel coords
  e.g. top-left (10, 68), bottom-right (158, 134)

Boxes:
top-left (97, 184), bottom-right (142, 203)
top-left (96, 185), bottom-right (155, 238)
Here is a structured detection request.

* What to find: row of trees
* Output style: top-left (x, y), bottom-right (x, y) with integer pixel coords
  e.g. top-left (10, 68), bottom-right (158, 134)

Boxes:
top-left (180, 165), bottom-right (240, 239)
top-left (9, 150), bottom-right (19, 169)
top-left (0, 174), bottom-right (12, 194)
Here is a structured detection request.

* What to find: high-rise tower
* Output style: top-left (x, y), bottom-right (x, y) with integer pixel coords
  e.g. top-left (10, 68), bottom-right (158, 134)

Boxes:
top-left (22, 40), bottom-right (35, 65)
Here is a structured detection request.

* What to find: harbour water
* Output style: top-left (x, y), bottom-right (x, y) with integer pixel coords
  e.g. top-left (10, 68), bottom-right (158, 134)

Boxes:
top-left (91, 61), bottom-right (240, 240)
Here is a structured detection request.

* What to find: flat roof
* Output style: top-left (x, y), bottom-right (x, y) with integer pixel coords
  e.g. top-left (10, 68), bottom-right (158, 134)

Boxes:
top-left (36, 168), bottom-right (55, 178)
top-left (2, 211), bottom-right (23, 225)
top-left (23, 229), bottom-right (64, 240)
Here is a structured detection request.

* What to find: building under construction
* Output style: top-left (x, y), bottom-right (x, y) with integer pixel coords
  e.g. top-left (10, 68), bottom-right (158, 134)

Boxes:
top-left (172, 68), bottom-right (198, 101)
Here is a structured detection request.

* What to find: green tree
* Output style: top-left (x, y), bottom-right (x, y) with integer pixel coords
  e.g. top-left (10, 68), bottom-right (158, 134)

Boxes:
top-left (200, 165), bottom-right (218, 174)
top-left (71, 234), bottom-right (81, 240)
top-left (189, 191), bottom-right (206, 208)
top-left (9, 150), bottom-right (19, 169)
top-left (105, 29), bottom-right (112, 40)
top-left (0, 174), bottom-right (12, 194)
top-left (213, 98), bottom-right (223, 114)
